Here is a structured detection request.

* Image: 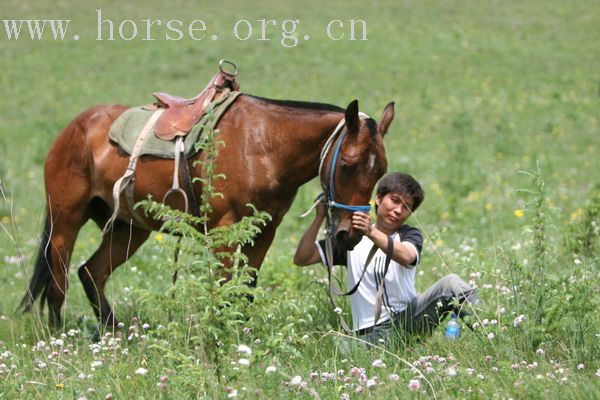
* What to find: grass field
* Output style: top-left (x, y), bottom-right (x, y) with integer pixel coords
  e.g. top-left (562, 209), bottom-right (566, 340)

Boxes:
top-left (1, 0), bottom-right (599, 398)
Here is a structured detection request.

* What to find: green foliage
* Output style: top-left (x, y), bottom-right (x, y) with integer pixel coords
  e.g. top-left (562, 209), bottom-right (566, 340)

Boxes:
top-left (518, 162), bottom-right (548, 327)
top-left (136, 115), bottom-right (271, 382)
top-left (565, 185), bottom-right (600, 258)
top-left (502, 165), bottom-right (600, 364)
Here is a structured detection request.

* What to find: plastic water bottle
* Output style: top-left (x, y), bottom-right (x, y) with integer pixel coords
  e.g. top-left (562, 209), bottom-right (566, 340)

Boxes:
top-left (445, 313), bottom-right (461, 339)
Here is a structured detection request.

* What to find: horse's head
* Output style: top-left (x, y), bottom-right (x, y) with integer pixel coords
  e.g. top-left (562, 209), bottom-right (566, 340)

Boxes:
top-left (321, 100), bottom-right (394, 251)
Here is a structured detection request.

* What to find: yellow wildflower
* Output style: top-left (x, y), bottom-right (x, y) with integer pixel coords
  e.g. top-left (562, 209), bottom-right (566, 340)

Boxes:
top-left (514, 209), bottom-right (525, 218)
top-left (56, 383), bottom-right (64, 390)
top-left (570, 208), bottom-right (584, 222)
top-left (155, 233), bottom-right (164, 242)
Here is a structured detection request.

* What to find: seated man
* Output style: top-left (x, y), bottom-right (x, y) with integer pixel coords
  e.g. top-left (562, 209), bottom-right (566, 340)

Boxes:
top-left (294, 172), bottom-right (480, 345)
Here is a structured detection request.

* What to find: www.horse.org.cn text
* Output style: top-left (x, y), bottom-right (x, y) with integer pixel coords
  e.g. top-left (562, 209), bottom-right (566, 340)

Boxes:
top-left (1, 10), bottom-right (369, 48)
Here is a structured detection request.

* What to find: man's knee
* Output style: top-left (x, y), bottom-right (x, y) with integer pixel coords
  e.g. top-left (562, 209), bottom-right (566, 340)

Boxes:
top-left (442, 273), bottom-right (475, 295)
top-left (445, 273), bottom-right (461, 282)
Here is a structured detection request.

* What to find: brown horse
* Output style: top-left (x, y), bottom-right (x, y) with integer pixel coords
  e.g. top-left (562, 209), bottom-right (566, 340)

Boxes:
top-left (18, 94), bottom-right (394, 328)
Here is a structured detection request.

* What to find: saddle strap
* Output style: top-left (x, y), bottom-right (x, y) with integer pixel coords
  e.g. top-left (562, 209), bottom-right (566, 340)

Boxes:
top-left (162, 137), bottom-right (189, 213)
top-left (180, 144), bottom-right (200, 217)
top-left (103, 109), bottom-right (165, 233)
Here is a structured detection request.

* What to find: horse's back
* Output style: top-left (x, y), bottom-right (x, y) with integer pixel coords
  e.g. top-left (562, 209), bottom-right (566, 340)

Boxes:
top-left (48, 104), bottom-right (128, 158)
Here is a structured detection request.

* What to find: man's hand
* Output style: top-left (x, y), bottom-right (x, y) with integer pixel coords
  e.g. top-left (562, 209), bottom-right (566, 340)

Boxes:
top-left (352, 211), bottom-right (373, 236)
top-left (315, 196), bottom-right (327, 217)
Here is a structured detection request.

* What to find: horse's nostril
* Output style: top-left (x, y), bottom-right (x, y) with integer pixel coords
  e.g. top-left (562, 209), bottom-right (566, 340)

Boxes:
top-left (335, 229), bottom-right (361, 251)
top-left (335, 230), bottom-right (349, 243)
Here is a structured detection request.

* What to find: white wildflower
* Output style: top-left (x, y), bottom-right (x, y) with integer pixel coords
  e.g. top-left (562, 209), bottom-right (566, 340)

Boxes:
top-left (290, 375), bottom-right (303, 386)
top-left (265, 365), bottom-right (277, 374)
top-left (536, 348), bottom-right (545, 356)
top-left (513, 314), bottom-right (526, 328)
top-left (237, 344), bottom-right (252, 355)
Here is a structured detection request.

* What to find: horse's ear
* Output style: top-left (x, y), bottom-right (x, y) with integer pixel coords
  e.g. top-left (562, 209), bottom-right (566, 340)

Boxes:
top-left (345, 99), bottom-right (360, 134)
top-left (378, 102), bottom-right (395, 137)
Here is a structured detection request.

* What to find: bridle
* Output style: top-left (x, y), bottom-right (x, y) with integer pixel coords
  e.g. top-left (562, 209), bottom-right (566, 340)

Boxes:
top-left (318, 113), bottom-right (372, 215)
top-left (301, 113), bottom-right (373, 220)
top-left (303, 113), bottom-right (386, 334)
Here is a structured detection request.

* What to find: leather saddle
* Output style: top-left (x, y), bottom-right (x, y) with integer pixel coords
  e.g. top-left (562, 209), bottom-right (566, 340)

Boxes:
top-left (152, 60), bottom-right (240, 141)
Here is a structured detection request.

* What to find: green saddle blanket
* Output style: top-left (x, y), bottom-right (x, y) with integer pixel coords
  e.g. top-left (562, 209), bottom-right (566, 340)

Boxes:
top-left (109, 91), bottom-right (242, 158)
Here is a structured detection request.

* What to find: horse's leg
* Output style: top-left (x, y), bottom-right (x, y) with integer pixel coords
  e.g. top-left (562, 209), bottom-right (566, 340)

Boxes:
top-left (77, 220), bottom-right (150, 329)
top-left (242, 226), bottom-right (278, 287)
top-left (44, 210), bottom-right (88, 327)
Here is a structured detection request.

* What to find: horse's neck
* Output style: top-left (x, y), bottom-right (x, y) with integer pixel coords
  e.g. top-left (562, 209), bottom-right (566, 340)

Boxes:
top-left (225, 96), bottom-right (345, 196)
top-left (267, 109), bottom-right (343, 187)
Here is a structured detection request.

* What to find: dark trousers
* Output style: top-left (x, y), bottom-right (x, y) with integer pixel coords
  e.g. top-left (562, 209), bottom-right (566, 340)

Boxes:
top-left (357, 274), bottom-right (480, 346)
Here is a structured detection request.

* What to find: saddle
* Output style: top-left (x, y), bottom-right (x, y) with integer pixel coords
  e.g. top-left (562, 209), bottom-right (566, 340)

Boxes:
top-left (103, 61), bottom-right (241, 233)
top-left (152, 60), bottom-right (240, 141)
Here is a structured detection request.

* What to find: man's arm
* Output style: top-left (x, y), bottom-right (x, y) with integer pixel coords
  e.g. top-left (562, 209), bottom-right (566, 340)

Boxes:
top-left (352, 212), bottom-right (418, 266)
top-left (366, 225), bottom-right (418, 266)
top-left (293, 212), bottom-right (326, 266)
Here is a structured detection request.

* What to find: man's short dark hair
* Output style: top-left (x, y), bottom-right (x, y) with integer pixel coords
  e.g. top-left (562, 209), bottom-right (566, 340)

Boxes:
top-left (376, 172), bottom-right (425, 211)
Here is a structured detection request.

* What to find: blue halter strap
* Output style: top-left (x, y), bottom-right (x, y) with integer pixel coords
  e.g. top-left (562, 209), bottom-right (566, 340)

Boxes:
top-left (324, 120), bottom-right (371, 213)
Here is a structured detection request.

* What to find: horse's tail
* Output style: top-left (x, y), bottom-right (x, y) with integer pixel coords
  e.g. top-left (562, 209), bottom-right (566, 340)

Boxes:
top-left (15, 216), bottom-right (52, 314)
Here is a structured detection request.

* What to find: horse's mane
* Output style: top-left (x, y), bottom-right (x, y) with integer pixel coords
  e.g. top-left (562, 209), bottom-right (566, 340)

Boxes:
top-left (246, 94), bottom-right (377, 136)
top-left (246, 94), bottom-right (345, 113)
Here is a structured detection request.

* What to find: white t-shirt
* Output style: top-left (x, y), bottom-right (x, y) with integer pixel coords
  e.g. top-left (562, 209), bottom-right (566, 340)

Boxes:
top-left (318, 226), bottom-right (423, 331)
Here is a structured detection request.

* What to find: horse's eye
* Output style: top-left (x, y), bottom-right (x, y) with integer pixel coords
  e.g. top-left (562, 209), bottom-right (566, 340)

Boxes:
top-left (340, 156), bottom-right (356, 168)
top-left (340, 157), bottom-right (352, 168)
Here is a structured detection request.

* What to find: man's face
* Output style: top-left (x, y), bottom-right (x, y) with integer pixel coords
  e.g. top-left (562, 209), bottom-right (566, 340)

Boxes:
top-left (375, 191), bottom-right (414, 231)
